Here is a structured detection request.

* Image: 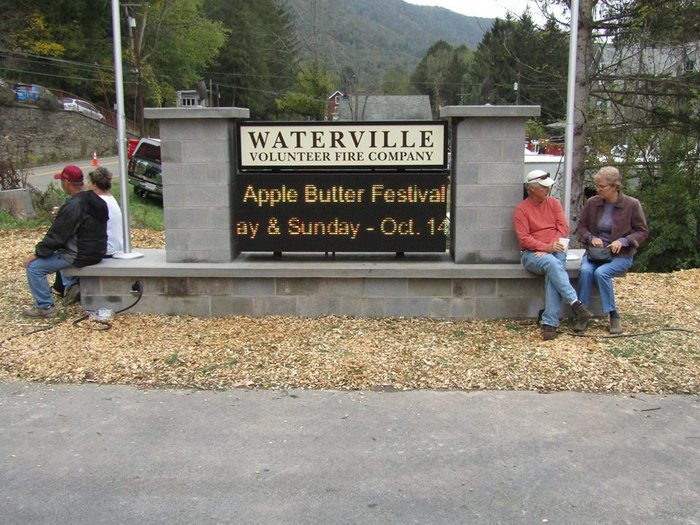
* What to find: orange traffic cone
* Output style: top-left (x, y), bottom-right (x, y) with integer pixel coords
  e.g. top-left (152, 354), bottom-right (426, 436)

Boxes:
top-left (92, 151), bottom-right (99, 167)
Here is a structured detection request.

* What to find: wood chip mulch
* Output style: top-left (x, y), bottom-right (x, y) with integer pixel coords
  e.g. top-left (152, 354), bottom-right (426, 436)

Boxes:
top-left (1, 228), bottom-right (698, 393)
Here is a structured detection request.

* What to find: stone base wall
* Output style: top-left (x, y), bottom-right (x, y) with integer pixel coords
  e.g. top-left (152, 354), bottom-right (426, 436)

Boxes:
top-left (69, 250), bottom-right (598, 320)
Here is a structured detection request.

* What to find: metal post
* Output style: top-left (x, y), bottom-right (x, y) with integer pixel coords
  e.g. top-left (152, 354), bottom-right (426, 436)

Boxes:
top-left (563, 0), bottom-right (580, 223)
top-left (111, 0), bottom-right (143, 260)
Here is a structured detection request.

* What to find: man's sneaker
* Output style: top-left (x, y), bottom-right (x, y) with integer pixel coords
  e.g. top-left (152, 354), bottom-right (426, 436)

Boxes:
top-left (609, 314), bottom-right (622, 334)
top-left (63, 284), bottom-right (81, 305)
top-left (542, 324), bottom-right (558, 341)
top-left (571, 300), bottom-right (593, 322)
top-left (22, 305), bottom-right (57, 318)
top-left (574, 318), bottom-right (589, 333)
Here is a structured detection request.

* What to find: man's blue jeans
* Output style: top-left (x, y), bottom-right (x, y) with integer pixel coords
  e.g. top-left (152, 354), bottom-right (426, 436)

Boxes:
top-left (521, 251), bottom-right (577, 328)
top-left (26, 252), bottom-right (71, 309)
top-left (578, 254), bottom-right (633, 314)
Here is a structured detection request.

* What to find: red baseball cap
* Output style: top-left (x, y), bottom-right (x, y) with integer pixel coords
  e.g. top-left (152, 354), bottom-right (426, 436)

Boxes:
top-left (54, 165), bottom-right (84, 184)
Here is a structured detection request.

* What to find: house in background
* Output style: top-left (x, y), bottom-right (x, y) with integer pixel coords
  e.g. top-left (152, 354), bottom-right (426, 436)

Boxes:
top-left (327, 91), bottom-right (433, 121)
top-left (596, 41), bottom-right (698, 124)
top-left (326, 90), bottom-right (344, 120)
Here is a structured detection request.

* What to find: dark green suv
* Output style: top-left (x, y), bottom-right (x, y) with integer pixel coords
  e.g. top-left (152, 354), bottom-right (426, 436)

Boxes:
top-left (127, 137), bottom-right (162, 198)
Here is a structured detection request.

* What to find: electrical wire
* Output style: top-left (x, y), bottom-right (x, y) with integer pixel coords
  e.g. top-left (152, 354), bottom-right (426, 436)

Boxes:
top-left (569, 327), bottom-right (696, 339)
top-left (72, 280), bottom-right (143, 330)
top-left (0, 281), bottom-right (144, 347)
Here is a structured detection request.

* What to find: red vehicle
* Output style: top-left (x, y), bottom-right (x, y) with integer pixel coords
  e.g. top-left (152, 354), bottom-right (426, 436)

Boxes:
top-left (127, 138), bottom-right (140, 159)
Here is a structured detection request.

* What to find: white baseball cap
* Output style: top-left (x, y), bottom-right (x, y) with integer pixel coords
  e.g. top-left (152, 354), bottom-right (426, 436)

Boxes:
top-left (524, 169), bottom-right (555, 187)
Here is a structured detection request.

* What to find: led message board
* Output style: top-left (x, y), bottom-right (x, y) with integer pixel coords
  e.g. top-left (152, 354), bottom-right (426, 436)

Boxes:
top-left (235, 172), bottom-right (448, 252)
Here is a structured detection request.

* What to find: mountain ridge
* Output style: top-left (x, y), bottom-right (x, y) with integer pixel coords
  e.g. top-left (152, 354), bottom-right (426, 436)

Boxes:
top-left (286, 0), bottom-right (494, 87)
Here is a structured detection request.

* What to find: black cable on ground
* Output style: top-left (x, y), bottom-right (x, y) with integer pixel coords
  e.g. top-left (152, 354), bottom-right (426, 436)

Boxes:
top-left (0, 324), bottom-right (57, 348)
top-left (72, 280), bottom-right (143, 330)
top-left (569, 327), bottom-right (695, 339)
top-left (0, 281), bottom-right (144, 348)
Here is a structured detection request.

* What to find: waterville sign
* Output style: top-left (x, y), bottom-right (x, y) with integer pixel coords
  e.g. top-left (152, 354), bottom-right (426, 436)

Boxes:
top-left (234, 121), bottom-right (449, 253)
top-left (238, 121), bottom-right (447, 169)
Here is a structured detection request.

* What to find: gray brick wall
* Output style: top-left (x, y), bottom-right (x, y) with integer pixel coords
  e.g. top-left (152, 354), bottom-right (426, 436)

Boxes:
top-left (441, 106), bottom-right (541, 264)
top-left (145, 108), bottom-right (249, 263)
top-left (73, 249), bottom-right (600, 321)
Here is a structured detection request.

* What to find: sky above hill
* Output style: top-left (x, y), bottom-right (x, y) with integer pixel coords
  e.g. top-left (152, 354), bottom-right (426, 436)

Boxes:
top-left (404, 0), bottom-right (551, 23)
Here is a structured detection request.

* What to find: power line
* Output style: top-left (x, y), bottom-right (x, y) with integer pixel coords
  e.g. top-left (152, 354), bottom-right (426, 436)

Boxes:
top-left (0, 48), bottom-right (114, 74)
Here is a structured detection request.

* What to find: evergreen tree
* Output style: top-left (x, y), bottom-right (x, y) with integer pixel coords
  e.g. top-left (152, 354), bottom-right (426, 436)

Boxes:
top-left (464, 14), bottom-right (568, 122)
top-left (202, 0), bottom-right (299, 118)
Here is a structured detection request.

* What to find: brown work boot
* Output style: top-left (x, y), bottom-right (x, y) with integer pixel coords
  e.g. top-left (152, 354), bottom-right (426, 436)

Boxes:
top-left (22, 305), bottom-right (57, 318)
top-left (571, 300), bottom-right (593, 322)
top-left (574, 318), bottom-right (589, 333)
top-left (63, 284), bottom-right (81, 305)
top-left (609, 313), bottom-right (622, 334)
top-left (542, 325), bottom-right (558, 340)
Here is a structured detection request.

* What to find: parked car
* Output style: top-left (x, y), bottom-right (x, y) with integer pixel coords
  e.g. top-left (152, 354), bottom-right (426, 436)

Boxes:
top-left (13, 83), bottom-right (61, 109)
top-left (61, 97), bottom-right (106, 121)
top-left (13, 83), bottom-right (41, 103)
top-left (127, 137), bottom-right (162, 199)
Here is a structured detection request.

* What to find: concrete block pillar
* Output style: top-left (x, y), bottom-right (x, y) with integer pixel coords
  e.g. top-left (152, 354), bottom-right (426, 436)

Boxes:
top-left (144, 107), bottom-right (249, 263)
top-left (440, 105), bottom-right (541, 264)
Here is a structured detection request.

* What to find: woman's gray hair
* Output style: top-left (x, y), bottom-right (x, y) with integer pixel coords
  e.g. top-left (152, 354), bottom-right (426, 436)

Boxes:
top-left (594, 165), bottom-right (622, 190)
top-left (88, 167), bottom-right (113, 191)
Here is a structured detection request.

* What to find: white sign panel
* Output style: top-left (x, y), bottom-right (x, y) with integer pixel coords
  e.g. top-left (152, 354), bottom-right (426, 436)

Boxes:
top-left (238, 121), bottom-right (447, 170)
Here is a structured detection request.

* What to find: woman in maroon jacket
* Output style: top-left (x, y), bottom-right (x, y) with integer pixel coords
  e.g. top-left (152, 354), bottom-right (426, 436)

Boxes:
top-left (575, 166), bottom-right (649, 334)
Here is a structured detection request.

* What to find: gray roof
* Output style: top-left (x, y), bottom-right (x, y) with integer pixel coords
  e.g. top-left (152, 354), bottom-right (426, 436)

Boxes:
top-left (336, 95), bottom-right (432, 121)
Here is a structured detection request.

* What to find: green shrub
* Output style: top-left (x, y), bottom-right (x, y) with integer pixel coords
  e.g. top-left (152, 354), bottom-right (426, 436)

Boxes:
top-left (30, 182), bottom-right (68, 219)
top-left (633, 141), bottom-right (700, 272)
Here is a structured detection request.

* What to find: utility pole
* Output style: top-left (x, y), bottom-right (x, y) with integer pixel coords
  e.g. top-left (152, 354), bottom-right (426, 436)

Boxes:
top-left (123, 2), bottom-right (146, 137)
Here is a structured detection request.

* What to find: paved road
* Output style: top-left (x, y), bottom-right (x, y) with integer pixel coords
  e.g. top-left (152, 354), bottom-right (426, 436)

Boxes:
top-left (1, 382), bottom-right (697, 525)
top-left (25, 156), bottom-right (119, 192)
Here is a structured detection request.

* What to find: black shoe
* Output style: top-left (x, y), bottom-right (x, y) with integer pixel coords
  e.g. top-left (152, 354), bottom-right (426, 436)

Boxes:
top-left (571, 300), bottom-right (593, 322)
top-left (542, 325), bottom-right (558, 341)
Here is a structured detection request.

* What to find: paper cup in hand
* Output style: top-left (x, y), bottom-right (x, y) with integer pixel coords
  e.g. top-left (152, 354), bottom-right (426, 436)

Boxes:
top-left (559, 237), bottom-right (570, 251)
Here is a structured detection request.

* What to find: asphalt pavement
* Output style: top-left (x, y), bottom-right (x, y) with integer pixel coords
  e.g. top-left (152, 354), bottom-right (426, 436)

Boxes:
top-left (26, 156), bottom-right (119, 192)
top-left (1, 382), bottom-right (698, 524)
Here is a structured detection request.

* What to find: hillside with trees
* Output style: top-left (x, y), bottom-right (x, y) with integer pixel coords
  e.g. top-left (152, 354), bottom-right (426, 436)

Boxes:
top-left (286, 0), bottom-right (494, 89)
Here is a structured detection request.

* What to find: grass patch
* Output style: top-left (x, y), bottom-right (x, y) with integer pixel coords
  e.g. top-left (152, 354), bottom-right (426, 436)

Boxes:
top-left (112, 179), bottom-right (164, 231)
top-left (0, 209), bottom-right (47, 230)
top-left (165, 352), bottom-right (183, 367)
